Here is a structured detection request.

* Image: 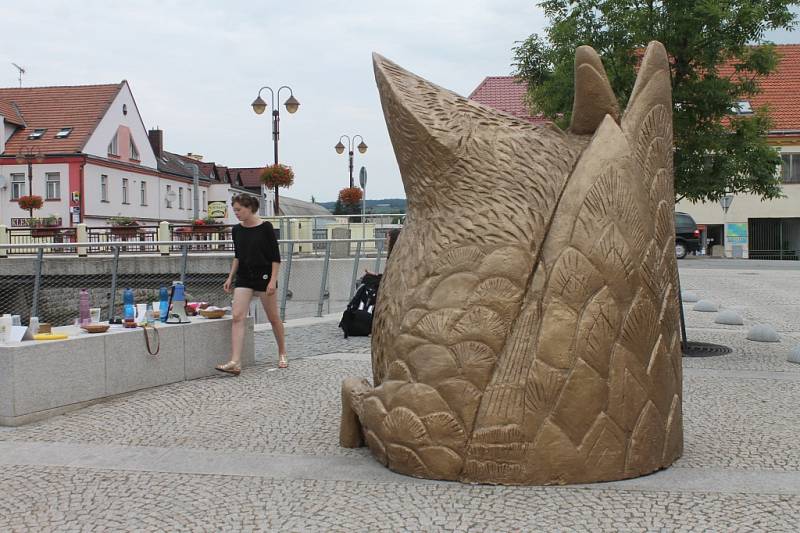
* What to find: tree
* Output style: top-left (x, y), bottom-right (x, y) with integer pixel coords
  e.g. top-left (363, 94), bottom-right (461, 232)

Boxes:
top-left (513, 0), bottom-right (797, 203)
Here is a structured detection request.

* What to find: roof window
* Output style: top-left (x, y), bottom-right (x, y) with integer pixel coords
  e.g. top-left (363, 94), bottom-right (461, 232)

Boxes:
top-left (27, 128), bottom-right (46, 140)
top-left (55, 127), bottom-right (73, 139)
top-left (733, 100), bottom-right (753, 115)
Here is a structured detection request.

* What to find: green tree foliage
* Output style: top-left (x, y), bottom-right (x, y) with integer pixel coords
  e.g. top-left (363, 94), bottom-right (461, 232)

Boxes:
top-left (513, 0), bottom-right (797, 203)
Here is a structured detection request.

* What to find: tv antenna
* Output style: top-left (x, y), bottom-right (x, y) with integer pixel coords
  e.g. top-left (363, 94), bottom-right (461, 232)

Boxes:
top-left (11, 63), bottom-right (25, 87)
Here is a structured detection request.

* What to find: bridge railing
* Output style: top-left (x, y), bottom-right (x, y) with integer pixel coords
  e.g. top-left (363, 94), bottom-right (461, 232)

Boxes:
top-left (0, 237), bottom-right (390, 328)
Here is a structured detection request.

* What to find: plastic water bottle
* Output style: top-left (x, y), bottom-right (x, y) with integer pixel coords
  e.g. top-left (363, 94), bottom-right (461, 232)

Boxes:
top-left (159, 286), bottom-right (169, 323)
top-left (79, 289), bottom-right (91, 325)
top-left (123, 288), bottom-right (135, 322)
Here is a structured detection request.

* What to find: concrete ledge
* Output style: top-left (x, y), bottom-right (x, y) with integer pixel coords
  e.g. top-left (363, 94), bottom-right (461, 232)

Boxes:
top-left (0, 316), bottom-right (253, 426)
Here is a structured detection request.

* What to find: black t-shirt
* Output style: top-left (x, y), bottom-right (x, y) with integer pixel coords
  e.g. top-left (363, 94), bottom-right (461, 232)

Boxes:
top-left (232, 222), bottom-right (281, 275)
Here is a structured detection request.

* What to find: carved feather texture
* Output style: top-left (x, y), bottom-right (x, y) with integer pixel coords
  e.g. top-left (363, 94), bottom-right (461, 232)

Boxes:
top-left (348, 42), bottom-right (681, 485)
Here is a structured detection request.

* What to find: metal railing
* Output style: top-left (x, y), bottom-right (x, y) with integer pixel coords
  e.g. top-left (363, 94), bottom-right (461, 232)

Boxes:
top-left (0, 213), bottom-right (404, 257)
top-left (0, 237), bottom-right (390, 328)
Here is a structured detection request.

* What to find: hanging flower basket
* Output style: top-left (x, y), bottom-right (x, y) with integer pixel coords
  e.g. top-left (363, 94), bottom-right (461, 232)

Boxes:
top-left (259, 164), bottom-right (295, 189)
top-left (338, 187), bottom-right (363, 206)
top-left (18, 195), bottom-right (43, 211)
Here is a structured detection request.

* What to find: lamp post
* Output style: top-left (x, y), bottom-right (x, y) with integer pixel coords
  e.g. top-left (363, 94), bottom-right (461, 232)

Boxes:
top-left (719, 192), bottom-right (734, 258)
top-left (251, 85), bottom-right (300, 215)
top-left (335, 135), bottom-right (367, 188)
top-left (15, 146), bottom-right (44, 218)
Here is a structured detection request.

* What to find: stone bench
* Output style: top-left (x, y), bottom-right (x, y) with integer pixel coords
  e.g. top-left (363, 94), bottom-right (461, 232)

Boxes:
top-left (0, 316), bottom-right (254, 426)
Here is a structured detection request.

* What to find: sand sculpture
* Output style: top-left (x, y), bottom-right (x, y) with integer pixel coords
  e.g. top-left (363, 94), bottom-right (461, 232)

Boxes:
top-left (341, 42), bottom-right (683, 485)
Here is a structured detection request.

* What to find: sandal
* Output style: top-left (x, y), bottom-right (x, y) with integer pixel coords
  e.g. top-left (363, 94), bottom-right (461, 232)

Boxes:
top-left (278, 355), bottom-right (288, 369)
top-left (215, 361), bottom-right (241, 376)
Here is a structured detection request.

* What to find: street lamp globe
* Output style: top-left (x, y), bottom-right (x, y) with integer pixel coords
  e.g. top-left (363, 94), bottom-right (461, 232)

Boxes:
top-left (284, 95), bottom-right (300, 114)
top-left (357, 141), bottom-right (368, 154)
top-left (335, 141), bottom-right (345, 155)
top-left (251, 95), bottom-right (267, 115)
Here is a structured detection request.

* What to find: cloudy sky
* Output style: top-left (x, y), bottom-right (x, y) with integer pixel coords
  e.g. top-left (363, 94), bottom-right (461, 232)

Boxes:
top-left (1, 1), bottom-right (797, 202)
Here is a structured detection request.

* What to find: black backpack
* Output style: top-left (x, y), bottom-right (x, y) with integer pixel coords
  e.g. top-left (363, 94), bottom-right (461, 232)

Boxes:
top-left (339, 273), bottom-right (381, 338)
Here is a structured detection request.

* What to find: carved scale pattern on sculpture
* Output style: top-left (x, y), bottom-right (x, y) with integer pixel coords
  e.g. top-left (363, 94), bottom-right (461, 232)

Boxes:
top-left (342, 42), bottom-right (682, 485)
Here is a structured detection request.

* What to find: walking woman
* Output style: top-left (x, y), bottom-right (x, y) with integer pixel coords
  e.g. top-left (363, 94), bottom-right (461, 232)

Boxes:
top-left (215, 194), bottom-right (287, 375)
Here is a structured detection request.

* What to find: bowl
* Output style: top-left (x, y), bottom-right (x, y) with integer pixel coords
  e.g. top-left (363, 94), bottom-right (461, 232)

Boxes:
top-left (199, 309), bottom-right (225, 319)
top-left (81, 323), bottom-right (110, 333)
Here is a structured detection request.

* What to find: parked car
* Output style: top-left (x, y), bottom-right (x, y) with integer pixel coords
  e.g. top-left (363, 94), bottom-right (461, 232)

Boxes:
top-left (675, 212), bottom-right (701, 259)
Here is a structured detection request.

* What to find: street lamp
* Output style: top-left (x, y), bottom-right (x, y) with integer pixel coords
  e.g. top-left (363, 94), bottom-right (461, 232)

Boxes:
top-left (719, 192), bottom-right (734, 258)
top-left (335, 135), bottom-right (367, 188)
top-left (251, 85), bottom-right (300, 215)
top-left (15, 146), bottom-right (44, 218)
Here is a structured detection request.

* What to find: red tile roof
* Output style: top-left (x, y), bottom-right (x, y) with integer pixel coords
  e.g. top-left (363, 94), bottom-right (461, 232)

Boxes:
top-left (722, 44), bottom-right (800, 132)
top-left (0, 83), bottom-right (123, 155)
top-left (471, 45), bottom-right (800, 133)
top-left (229, 167), bottom-right (264, 188)
top-left (0, 99), bottom-right (25, 125)
top-left (469, 76), bottom-right (550, 124)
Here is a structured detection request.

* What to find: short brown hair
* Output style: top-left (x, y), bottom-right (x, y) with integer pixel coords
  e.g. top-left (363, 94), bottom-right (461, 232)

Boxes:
top-left (231, 194), bottom-right (259, 212)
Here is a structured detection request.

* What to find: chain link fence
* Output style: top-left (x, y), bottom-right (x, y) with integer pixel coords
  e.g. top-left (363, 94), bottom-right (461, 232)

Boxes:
top-left (0, 238), bottom-right (389, 327)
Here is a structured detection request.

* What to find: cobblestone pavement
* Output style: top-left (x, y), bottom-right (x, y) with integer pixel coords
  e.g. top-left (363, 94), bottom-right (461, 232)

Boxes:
top-left (0, 261), bottom-right (799, 531)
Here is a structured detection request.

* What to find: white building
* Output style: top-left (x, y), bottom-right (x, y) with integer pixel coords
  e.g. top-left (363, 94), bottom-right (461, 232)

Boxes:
top-left (0, 82), bottom-right (252, 228)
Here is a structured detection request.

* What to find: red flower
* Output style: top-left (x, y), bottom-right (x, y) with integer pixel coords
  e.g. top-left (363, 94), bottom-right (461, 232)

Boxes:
top-left (338, 187), bottom-right (363, 206)
top-left (18, 195), bottom-right (43, 211)
top-left (260, 164), bottom-right (295, 188)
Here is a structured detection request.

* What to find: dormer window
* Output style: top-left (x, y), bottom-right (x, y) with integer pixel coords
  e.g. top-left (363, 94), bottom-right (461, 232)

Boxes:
top-left (27, 128), bottom-right (46, 140)
top-left (108, 133), bottom-right (118, 156)
top-left (55, 127), bottom-right (73, 139)
top-left (130, 138), bottom-right (140, 160)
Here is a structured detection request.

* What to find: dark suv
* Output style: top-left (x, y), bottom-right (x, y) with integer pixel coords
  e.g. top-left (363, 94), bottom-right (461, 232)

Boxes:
top-left (674, 212), bottom-right (700, 259)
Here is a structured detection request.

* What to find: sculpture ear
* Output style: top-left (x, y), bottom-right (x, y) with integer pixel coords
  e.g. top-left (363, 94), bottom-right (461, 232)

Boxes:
top-left (569, 46), bottom-right (620, 135)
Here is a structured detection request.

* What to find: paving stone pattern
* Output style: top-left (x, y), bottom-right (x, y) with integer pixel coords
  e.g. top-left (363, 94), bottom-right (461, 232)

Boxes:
top-left (0, 260), bottom-right (799, 531)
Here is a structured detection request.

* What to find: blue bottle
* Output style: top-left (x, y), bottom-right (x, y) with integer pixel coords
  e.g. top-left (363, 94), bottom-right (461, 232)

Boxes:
top-left (123, 288), bottom-right (135, 322)
top-left (159, 286), bottom-right (169, 323)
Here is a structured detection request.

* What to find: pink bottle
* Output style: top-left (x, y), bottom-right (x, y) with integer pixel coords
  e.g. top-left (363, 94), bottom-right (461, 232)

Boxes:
top-left (79, 289), bottom-right (91, 325)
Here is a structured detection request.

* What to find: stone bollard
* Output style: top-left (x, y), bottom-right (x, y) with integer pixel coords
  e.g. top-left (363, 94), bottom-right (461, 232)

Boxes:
top-left (158, 221), bottom-right (171, 256)
top-left (693, 300), bottom-right (718, 312)
top-left (715, 309), bottom-right (744, 325)
top-left (681, 291), bottom-right (700, 303)
top-left (746, 324), bottom-right (780, 343)
top-left (76, 223), bottom-right (88, 257)
top-left (0, 224), bottom-right (8, 258)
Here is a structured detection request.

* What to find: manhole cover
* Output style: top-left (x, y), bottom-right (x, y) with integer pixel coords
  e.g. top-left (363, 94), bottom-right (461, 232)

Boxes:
top-left (682, 341), bottom-right (732, 357)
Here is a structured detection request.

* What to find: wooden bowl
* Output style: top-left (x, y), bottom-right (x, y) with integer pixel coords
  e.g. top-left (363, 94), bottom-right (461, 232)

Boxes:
top-left (199, 309), bottom-right (225, 319)
top-left (81, 323), bottom-right (110, 333)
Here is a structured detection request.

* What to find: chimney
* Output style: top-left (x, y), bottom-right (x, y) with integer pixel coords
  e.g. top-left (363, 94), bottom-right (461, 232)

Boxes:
top-left (148, 128), bottom-right (163, 157)
top-left (186, 152), bottom-right (204, 161)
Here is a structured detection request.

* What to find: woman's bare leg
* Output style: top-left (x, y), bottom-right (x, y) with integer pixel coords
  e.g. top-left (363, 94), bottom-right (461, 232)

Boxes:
top-left (259, 290), bottom-right (286, 364)
top-left (230, 287), bottom-right (254, 365)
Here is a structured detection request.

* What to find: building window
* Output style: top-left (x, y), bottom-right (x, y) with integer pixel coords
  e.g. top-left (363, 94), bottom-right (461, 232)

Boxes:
top-left (202, 190), bottom-right (206, 210)
top-left (55, 127), bottom-right (73, 139)
top-left (27, 128), bottom-right (46, 140)
top-left (140, 181), bottom-right (147, 206)
top-left (122, 178), bottom-right (129, 204)
top-left (178, 187), bottom-right (184, 209)
top-left (108, 133), bottom-right (118, 156)
top-left (101, 175), bottom-right (109, 202)
top-left (166, 185), bottom-right (173, 208)
top-left (45, 172), bottom-right (61, 200)
top-left (130, 139), bottom-right (140, 161)
top-left (780, 153), bottom-right (800, 184)
top-left (10, 173), bottom-right (26, 200)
